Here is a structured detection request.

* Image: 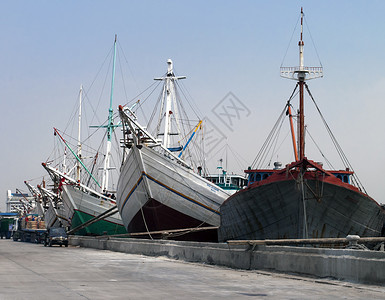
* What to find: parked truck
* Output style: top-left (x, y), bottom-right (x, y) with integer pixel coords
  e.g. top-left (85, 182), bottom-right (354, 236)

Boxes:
top-left (0, 213), bottom-right (18, 239)
top-left (12, 215), bottom-right (46, 243)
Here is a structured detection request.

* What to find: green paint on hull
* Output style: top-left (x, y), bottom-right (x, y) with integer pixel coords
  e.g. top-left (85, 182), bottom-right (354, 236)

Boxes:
top-left (71, 210), bottom-right (126, 236)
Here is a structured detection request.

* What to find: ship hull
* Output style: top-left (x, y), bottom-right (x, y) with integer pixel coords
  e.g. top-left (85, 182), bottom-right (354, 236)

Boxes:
top-left (127, 198), bottom-right (219, 242)
top-left (62, 185), bottom-right (126, 235)
top-left (219, 179), bottom-right (385, 241)
top-left (117, 145), bottom-right (229, 241)
top-left (44, 202), bottom-right (71, 229)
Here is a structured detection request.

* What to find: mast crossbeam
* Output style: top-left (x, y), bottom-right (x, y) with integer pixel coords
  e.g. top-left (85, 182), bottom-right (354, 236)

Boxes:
top-left (280, 66), bottom-right (323, 81)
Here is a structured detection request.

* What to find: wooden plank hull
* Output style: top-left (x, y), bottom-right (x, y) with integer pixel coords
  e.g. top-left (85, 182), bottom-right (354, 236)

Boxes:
top-left (219, 179), bottom-right (385, 241)
top-left (61, 185), bottom-right (125, 235)
top-left (44, 202), bottom-right (71, 229)
top-left (117, 146), bottom-right (229, 240)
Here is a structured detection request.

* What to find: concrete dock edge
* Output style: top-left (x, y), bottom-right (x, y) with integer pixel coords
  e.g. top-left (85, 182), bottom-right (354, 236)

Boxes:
top-left (69, 236), bottom-right (385, 285)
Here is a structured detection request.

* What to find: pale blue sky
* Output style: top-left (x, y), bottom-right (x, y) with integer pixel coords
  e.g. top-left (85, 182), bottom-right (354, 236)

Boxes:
top-left (1, 1), bottom-right (385, 210)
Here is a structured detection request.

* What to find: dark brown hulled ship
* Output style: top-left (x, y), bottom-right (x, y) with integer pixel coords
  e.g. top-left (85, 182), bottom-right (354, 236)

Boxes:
top-left (218, 8), bottom-right (385, 242)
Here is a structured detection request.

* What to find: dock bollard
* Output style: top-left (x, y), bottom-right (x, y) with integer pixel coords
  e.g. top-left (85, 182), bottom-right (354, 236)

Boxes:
top-left (346, 235), bottom-right (367, 250)
top-left (346, 235), bottom-right (360, 246)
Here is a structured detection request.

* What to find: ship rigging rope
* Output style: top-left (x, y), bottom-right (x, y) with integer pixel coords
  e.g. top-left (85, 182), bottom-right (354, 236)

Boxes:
top-left (304, 83), bottom-right (367, 194)
top-left (267, 85), bottom-right (299, 168)
top-left (79, 109), bottom-right (123, 148)
top-left (117, 51), bottom-right (131, 107)
top-left (83, 88), bottom-right (106, 139)
top-left (192, 124), bottom-right (208, 173)
top-left (268, 128), bottom-right (291, 167)
top-left (304, 17), bottom-right (323, 68)
top-left (300, 174), bottom-right (309, 239)
top-left (120, 113), bottom-right (208, 239)
top-left (135, 154), bottom-right (211, 240)
top-left (60, 46), bottom-right (113, 136)
top-left (51, 128), bottom-right (108, 184)
top-left (250, 84), bottom-right (299, 169)
top-left (117, 41), bottom-right (141, 97)
top-left (306, 129), bottom-right (335, 170)
top-left (164, 220), bottom-right (209, 239)
top-left (280, 14), bottom-right (300, 68)
top-left (122, 117), bottom-right (154, 240)
top-left (250, 106), bottom-right (287, 169)
top-left (112, 128), bottom-right (122, 165)
top-left (63, 89), bottom-right (83, 136)
top-left (281, 13), bottom-right (323, 68)
top-left (267, 112), bottom-right (287, 167)
top-left (125, 80), bottom-right (161, 111)
top-left (147, 84), bottom-right (164, 132)
top-left (227, 144), bottom-right (250, 172)
top-left (146, 77), bottom-right (202, 167)
top-left (175, 85), bottom-right (196, 135)
top-left (130, 80), bottom-right (163, 128)
top-left (208, 143), bottom-right (249, 174)
top-left (175, 80), bottom-right (201, 120)
top-left (48, 41), bottom-right (161, 185)
top-left (176, 120), bottom-right (201, 145)
top-left (53, 84), bottom-right (138, 177)
top-left (139, 205), bottom-right (153, 240)
top-left (91, 52), bottom-right (114, 128)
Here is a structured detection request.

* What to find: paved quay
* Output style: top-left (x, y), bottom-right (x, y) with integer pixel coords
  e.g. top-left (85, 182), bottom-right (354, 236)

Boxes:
top-left (1, 239), bottom-right (385, 300)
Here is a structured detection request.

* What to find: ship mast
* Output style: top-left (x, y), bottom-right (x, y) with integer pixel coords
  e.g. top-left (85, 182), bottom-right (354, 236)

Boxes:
top-left (76, 85), bottom-right (83, 182)
top-left (280, 7), bottom-right (323, 161)
top-left (154, 59), bottom-right (186, 149)
top-left (101, 34), bottom-right (117, 192)
top-left (298, 8), bottom-right (305, 160)
top-left (88, 35), bottom-right (120, 193)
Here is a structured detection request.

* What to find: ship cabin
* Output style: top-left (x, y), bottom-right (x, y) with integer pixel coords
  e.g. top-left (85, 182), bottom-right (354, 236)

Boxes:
top-left (245, 169), bottom-right (278, 185)
top-left (205, 171), bottom-right (247, 195)
top-left (330, 170), bottom-right (353, 184)
top-left (245, 166), bottom-right (354, 186)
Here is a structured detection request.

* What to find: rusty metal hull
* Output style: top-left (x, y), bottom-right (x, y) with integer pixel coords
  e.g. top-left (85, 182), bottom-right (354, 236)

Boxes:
top-left (218, 179), bottom-right (385, 242)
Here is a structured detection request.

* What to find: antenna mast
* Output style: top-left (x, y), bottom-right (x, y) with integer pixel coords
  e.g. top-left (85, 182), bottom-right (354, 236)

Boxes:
top-left (280, 7), bottom-right (323, 160)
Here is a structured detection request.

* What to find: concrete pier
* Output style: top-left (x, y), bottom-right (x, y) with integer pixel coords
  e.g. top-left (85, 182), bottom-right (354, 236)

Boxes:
top-left (1, 239), bottom-right (385, 299)
top-left (70, 236), bottom-right (385, 285)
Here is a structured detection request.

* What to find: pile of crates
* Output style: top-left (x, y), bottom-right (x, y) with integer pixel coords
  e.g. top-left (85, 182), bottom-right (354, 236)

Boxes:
top-left (26, 220), bottom-right (46, 229)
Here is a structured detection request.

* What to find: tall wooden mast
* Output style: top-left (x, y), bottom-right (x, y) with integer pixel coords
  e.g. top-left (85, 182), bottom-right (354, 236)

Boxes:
top-left (298, 7), bottom-right (305, 159)
top-left (280, 7), bottom-right (323, 161)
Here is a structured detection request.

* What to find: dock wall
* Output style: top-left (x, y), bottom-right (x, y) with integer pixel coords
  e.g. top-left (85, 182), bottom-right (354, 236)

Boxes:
top-left (69, 236), bottom-right (385, 285)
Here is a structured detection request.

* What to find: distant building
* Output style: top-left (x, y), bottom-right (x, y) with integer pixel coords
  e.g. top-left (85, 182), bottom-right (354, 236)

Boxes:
top-left (6, 190), bottom-right (35, 213)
